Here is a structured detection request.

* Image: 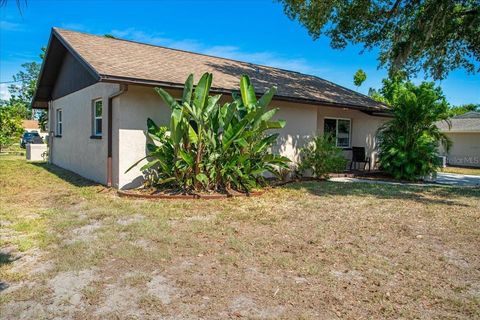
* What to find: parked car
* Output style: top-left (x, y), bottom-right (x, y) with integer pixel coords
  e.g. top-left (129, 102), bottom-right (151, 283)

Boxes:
top-left (20, 131), bottom-right (43, 148)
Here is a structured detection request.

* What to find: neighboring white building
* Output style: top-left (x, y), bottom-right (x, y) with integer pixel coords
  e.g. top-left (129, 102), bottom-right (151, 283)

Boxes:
top-left (32, 28), bottom-right (391, 189)
top-left (437, 112), bottom-right (480, 168)
top-left (21, 119), bottom-right (48, 141)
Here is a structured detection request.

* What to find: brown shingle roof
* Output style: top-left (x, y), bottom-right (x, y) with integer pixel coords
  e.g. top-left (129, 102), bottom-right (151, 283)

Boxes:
top-left (51, 28), bottom-right (388, 110)
top-left (22, 120), bottom-right (39, 130)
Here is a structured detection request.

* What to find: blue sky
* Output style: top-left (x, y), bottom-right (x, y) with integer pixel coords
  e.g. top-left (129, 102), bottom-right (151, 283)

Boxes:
top-left (1, 0), bottom-right (478, 105)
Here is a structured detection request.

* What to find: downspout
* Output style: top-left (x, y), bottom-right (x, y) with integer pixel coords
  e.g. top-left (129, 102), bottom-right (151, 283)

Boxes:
top-left (107, 84), bottom-right (128, 187)
top-left (48, 101), bottom-right (54, 163)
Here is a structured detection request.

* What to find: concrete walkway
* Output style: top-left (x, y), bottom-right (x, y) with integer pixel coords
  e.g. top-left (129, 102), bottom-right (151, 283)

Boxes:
top-left (329, 172), bottom-right (480, 188)
top-left (436, 172), bottom-right (480, 187)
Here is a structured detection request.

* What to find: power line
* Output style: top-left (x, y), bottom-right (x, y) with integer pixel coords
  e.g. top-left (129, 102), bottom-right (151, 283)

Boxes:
top-left (0, 80), bottom-right (21, 84)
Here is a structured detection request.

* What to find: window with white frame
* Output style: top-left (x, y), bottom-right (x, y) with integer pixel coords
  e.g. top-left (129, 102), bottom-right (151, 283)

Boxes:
top-left (56, 108), bottom-right (62, 136)
top-left (324, 118), bottom-right (351, 148)
top-left (92, 99), bottom-right (103, 136)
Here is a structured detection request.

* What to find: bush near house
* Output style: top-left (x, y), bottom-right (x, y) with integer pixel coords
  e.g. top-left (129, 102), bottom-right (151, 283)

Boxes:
top-left (0, 106), bottom-right (23, 153)
top-left (128, 73), bottom-right (290, 193)
top-left (298, 134), bottom-right (347, 178)
top-left (376, 79), bottom-right (451, 180)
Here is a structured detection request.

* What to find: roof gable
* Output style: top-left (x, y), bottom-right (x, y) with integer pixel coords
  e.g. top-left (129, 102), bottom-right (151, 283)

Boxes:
top-left (33, 28), bottom-right (388, 111)
top-left (32, 29), bottom-right (99, 108)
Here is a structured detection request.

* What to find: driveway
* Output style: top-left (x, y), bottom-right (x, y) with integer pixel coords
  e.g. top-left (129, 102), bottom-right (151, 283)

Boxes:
top-left (330, 172), bottom-right (480, 187)
top-left (436, 172), bottom-right (480, 187)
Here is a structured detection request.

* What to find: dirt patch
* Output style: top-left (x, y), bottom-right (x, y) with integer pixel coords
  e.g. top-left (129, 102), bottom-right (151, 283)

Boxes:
top-left (132, 238), bottom-right (154, 250)
top-left (1, 301), bottom-right (47, 319)
top-left (330, 269), bottom-right (364, 282)
top-left (64, 221), bottom-right (102, 244)
top-left (443, 249), bottom-right (470, 268)
top-left (117, 214), bottom-right (145, 226)
top-left (9, 248), bottom-right (54, 275)
top-left (227, 295), bottom-right (286, 319)
top-left (147, 274), bottom-right (178, 305)
top-left (95, 283), bottom-right (143, 317)
top-left (184, 215), bottom-right (215, 222)
top-left (48, 269), bottom-right (96, 315)
top-left (0, 270), bottom-right (97, 319)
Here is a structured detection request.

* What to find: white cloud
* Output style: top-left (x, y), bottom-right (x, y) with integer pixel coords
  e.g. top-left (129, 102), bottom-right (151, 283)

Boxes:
top-left (110, 28), bottom-right (202, 52)
top-left (0, 84), bottom-right (11, 101)
top-left (0, 21), bottom-right (21, 31)
top-left (201, 45), bottom-right (326, 74)
top-left (109, 28), bottom-right (329, 75)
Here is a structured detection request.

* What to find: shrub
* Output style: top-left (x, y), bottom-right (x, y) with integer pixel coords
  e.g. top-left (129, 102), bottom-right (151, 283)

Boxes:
top-left (377, 81), bottom-right (451, 180)
top-left (0, 106), bottom-right (23, 152)
top-left (298, 134), bottom-right (347, 178)
top-left (127, 73), bottom-right (290, 193)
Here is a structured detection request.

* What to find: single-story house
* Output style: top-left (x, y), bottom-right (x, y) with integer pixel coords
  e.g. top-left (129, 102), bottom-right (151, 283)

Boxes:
top-left (32, 28), bottom-right (390, 189)
top-left (22, 119), bottom-right (40, 132)
top-left (437, 112), bottom-right (480, 167)
top-left (21, 119), bottom-right (47, 139)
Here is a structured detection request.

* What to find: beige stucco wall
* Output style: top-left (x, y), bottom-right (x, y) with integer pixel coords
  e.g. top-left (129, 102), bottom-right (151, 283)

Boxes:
top-left (115, 87), bottom-right (319, 188)
top-left (48, 82), bottom-right (390, 188)
top-left (270, 101), bottom-right (318, 164)
top-left (440, 132), bottom-right (480, 167)
top-left (114, 86), bottom-right (387, 188)
top-left (317, 106), bottom-right (388, 166)
top-left (115, 86), bottom-right (174, 189)
top-left (49, 83), bottom-right (120, 184)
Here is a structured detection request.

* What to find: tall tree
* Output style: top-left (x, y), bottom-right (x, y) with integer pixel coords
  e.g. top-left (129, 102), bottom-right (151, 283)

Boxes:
top-left (0, 106), bottom-right (23, 152)
top-left (1, 47), bottom-right (45, 121)
top-left (375, 77), bottom-right (451, 180)
top-left (279, 0), bottom-right (480, 80)
top-left (5, 62), bottom-right (41, 119)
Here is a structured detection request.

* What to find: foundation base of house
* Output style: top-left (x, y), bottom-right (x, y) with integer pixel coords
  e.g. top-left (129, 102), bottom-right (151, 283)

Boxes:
top-left (117, 189), bottom-right (265, 200)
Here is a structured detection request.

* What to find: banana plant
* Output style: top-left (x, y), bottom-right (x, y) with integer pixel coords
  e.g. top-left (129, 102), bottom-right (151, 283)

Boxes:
top-left (128, 73), bottom-right (290, 193)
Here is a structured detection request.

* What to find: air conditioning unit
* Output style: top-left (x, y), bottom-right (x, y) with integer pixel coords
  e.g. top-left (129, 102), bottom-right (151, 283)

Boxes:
top-left (436, 156), bottom-right (447, 168)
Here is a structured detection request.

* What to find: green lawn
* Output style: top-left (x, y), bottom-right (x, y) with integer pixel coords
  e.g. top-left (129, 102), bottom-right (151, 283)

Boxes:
top-left (1, 158), bottom-right (479, 319)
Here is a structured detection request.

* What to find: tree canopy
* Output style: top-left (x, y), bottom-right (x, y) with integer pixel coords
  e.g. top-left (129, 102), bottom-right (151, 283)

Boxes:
top-left (374, 77), bottom-right (451, 180)
top-left (1, 47), bottom-right (45, 126)
top-left (7, 62), bottom-right (41, 108)
top-left (353, 69), bottom-right (367, 87)
top-left (279, 0), bottom-right (480, 80)
top-left (0, 105), bottom-right (23, 152)
top-left (448, 103), bottom-right (480, 117)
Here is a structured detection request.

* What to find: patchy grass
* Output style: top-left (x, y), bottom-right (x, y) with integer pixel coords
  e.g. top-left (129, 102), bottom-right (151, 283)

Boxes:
top-left (1, 158), bottom-right (479, 319)
top-left (441, 166), bottom-right (480, 176)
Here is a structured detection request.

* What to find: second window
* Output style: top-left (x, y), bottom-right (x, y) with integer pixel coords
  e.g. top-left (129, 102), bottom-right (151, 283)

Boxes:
top-left (92, 99), bottom-right (103, 137)
top-left (324, 118), bottom-right (351, 148)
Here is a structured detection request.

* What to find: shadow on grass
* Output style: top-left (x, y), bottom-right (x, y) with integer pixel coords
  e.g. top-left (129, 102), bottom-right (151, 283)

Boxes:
top-left (0, 251), bottom-right (18, 267)
top-left (31, 162), bottom-right (99, 188)
top-left (282, 181), bottom-right (480, 207)
top-left (0, 252), bottom-right (20, 292)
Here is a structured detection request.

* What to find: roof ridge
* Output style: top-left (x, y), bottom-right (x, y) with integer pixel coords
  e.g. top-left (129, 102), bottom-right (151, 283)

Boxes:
top-left (53, 27), bottom-right (309, 75)
top-left (452, 111), bottom-right (480, 119)
top-left (52, 27), bottom-right (384, 107)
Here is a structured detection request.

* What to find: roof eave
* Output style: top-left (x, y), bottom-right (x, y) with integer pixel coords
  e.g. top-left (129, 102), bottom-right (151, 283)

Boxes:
top-left (99, 75), bottom-right (391, 114)
top-left (30, 30), bottom-right (55, 109)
